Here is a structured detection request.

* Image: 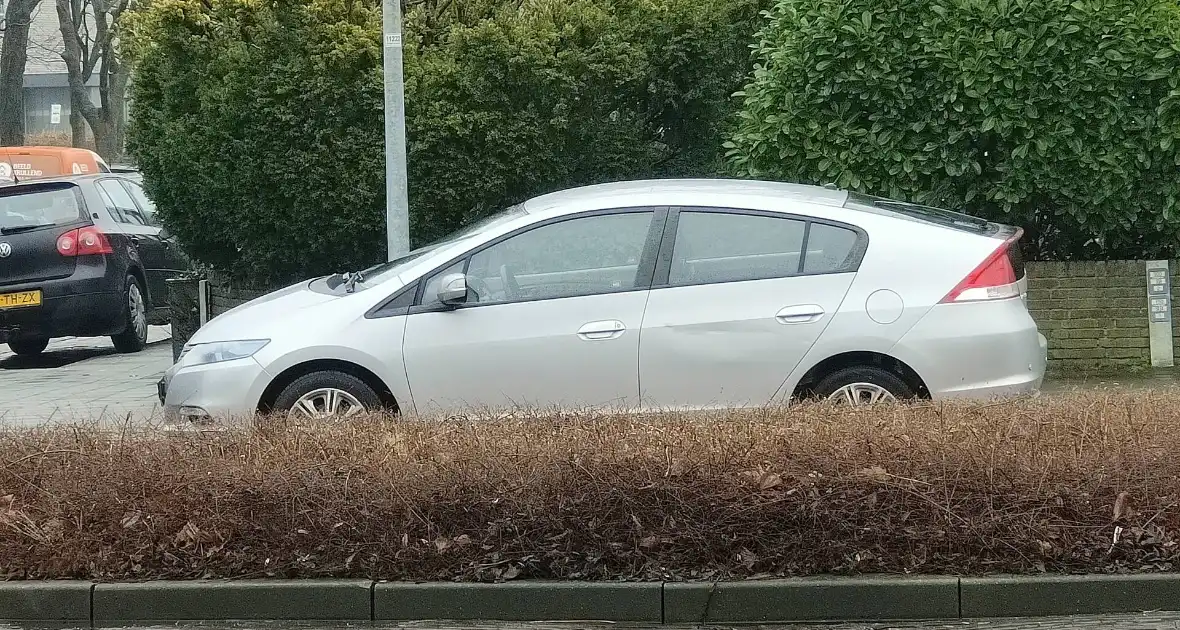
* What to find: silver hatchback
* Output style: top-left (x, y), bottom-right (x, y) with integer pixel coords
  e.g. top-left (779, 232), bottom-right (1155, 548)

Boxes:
top-left (162, 179), bottom-right (1046, 422)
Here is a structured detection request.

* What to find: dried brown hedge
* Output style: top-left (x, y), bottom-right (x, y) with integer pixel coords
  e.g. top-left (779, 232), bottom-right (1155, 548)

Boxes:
top-left (1, 393), bottom-right (1178, 581)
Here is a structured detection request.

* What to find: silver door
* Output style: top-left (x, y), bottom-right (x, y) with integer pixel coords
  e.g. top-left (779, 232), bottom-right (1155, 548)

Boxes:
top-left (638, 210), bottom-right (862, 409)
top-left (402, 210), bottom-right (661, 415)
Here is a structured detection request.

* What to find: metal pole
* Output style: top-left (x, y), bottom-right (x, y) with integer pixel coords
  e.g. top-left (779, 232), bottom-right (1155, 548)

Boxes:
top-left (382, 0), bottom-right (410, 259)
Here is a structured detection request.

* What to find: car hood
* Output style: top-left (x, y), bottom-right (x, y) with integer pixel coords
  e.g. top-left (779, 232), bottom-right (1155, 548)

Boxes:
top-left (188, 280), bottom-right (338, 344)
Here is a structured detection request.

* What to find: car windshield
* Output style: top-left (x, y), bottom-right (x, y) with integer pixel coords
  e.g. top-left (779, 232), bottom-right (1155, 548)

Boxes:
top-left (353, 203), bottom-right (527, 287)
top-left (0, 185), bottom-right (85, 232)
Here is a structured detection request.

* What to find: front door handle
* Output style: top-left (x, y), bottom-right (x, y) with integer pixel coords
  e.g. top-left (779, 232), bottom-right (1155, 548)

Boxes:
top-left (776, 304), bottom-right (825, 324)
top-left (577, 320), bottom-right (626, 341)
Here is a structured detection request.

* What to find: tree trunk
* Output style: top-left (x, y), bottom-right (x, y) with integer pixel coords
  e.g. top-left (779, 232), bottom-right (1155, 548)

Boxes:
top-left (0, 0), bottom-right (39, 145)
top-left (69, 106), bottom-right (87, 147)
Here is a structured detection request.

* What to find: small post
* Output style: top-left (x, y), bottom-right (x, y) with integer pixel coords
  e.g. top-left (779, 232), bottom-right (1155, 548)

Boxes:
top-left (197, 279), bottom-right (209, 327)
top-left (1146, 260), bottom-right (1173, 368)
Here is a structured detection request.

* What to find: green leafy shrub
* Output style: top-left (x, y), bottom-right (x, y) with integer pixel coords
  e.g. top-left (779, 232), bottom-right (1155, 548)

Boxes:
top-left (126, 0), bottom-right (764, 283)
top-left (727, 0), bottom-right (1180, 260)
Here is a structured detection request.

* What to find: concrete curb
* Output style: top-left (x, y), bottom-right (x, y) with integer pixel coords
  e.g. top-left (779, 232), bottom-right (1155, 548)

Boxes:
top-left (375, 582), bottom-right (662, 621)
top-left (664, 576), bottom-right (960, 623)
top-left (91, 580), bottom-right (372, 623)
top-left (3, 575), bottom-right (1180, 624)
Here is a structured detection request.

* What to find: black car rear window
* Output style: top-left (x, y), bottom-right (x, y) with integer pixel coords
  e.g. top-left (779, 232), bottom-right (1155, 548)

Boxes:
top-left (0, 184), bottom-right (86, 233)
top-left (845, 192), bottom-right (998, 236)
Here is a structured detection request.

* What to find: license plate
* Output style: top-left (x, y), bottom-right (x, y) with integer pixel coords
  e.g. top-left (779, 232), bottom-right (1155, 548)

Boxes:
top-left (0, 290), bottom-right (41, 309)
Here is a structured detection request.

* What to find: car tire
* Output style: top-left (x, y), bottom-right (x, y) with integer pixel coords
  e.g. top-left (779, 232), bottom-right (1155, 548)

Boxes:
top-left (7, 338), bottom-right (49, 356)
top-left (111, 275), bottom-right (149, 354)
top-left (274, 370), bottom-right (383, 419)
top-left (813, 365), bottom-right (914, 405)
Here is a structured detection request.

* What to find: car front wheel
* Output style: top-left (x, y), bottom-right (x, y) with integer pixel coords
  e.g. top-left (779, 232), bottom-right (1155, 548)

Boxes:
top-left (274, 370), bottom-right (383, 420)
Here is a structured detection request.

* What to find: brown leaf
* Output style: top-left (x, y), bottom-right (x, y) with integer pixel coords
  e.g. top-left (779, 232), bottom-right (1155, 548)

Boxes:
top-left (454, 534), bottom-right (473, 547)
top-left (1113, 491), bottom-right (1133, 522)
top-left (759, 472), bottom-right (783, 490)
top-left (858, 466), bottom-right (890, 482)
top-left (501, 565), bottom-right (521, 580)
top-left (434, 537), bottom-right (452, 552)
top-left (639, 535), bottom-right (659, 549)
top-left (174, 521), bottom-right (201, 546)
top-left (120, 511), bottom-right (141, 529)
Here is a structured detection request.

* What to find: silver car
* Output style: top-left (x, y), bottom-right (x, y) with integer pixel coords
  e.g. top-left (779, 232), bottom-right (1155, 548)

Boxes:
top-left (161, 179), bottom-right (1047, 423)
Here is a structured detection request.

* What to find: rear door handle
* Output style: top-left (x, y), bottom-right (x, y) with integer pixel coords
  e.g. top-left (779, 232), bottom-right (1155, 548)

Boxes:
top-left (577, 320), bottom-right (626, 341)
top-left (776, 304), bottom-right (825, 324)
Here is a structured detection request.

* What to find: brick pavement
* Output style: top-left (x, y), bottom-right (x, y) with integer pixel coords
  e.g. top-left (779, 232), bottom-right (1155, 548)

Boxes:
top-left (0, 326), bottom-right (173, 427)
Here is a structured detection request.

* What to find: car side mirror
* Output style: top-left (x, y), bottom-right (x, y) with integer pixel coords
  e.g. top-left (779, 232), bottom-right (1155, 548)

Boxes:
top-left (437, 272), bottom-right (469, 306)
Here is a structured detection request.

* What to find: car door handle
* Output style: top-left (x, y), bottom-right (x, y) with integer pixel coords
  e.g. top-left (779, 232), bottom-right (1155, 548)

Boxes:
top-left (577, 320), bottom-right (626, 341)
top-left (776, 304), bottom-right (825, 324)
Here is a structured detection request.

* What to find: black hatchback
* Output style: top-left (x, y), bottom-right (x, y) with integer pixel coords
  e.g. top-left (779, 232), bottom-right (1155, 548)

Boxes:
top-left (0, 174), bottom-right (188, 355)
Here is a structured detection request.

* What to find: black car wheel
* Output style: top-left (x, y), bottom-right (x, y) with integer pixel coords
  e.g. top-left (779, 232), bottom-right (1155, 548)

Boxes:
top-left (7, 338), bottom-right (49, 356)
top-left (111, 275), bottom-right (148, 353)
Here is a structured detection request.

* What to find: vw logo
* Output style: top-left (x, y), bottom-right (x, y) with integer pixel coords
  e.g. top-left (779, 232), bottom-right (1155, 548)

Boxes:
top-left (0, 243), bottom-right (10, 258)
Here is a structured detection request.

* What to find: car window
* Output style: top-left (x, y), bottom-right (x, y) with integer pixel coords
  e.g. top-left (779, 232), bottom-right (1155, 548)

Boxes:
top-left (97, 179), bottom-right (148, 226)
top-left (119, 180), bottom-right (159, 226)
top-left (442, 211), bottom-right (654, 305)
top-left (669, 211), bottom-right (807, 285)
top-left (803, 222), bottom-right (860, 273)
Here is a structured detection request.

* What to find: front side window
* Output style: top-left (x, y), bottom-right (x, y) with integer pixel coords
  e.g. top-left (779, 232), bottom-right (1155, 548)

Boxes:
top-left (120, 180), bottom-right (159, 226)
top-left (669, 211), bottom-right (807, 286)
top-left (424, 211), bottom-right (655, 306)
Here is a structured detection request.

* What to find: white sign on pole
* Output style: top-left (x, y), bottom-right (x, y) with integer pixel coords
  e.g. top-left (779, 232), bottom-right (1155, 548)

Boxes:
top-left (50, 104), bottom-right (62, 124)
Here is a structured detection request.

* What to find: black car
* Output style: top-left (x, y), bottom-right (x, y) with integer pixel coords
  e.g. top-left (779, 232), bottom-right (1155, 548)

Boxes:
top-left (0, 174), bottom-right (188, 355)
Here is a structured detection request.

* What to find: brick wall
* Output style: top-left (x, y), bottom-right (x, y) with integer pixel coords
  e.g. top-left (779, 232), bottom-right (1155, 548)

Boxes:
top-left (1024, 261), bottom-right (1150, 371)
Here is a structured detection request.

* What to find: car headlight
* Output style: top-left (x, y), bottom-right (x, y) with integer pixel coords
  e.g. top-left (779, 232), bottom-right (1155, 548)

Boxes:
top-left (185, 339), bottom-right (270, 366)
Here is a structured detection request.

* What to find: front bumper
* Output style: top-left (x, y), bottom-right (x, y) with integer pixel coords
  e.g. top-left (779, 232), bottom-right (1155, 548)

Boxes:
top-left (161, 356), bottom-right (270, 426)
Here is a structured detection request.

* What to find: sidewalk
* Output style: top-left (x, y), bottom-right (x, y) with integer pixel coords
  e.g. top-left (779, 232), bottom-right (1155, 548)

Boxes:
top-left (0, 326), bottom-right (174, 427)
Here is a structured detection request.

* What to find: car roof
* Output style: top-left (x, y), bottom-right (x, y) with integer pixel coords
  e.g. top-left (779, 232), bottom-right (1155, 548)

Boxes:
top-left (522, 179), bottom-right (850, 214)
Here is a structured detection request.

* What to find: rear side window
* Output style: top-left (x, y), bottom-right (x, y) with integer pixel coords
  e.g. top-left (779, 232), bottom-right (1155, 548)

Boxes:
top-left (0, 185), bottom-right (85, 233)
top-left (669, 212), bottom-right (806, 285)
top-left (803, 223), bottom-right (860, 274)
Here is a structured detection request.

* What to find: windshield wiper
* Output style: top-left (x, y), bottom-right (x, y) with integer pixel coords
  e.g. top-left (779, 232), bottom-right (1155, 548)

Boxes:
top-left (342, 270), bottom-right (366, 294)
top-left (1, 223), bottom-right (55, 235)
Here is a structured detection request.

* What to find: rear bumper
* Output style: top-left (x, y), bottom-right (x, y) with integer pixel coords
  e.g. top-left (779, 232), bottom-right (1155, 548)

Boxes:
top-left (891, 299), bottom-right (1047, 401)
top-left (0, 257), bottom-right (125, 341)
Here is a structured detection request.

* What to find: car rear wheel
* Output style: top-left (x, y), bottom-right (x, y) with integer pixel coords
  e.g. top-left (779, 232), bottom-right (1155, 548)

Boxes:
top-left (7, 338), bottom-right (48, 356)
top-left (111, 275), bottom-right (148, 354)
top-left (814, 366), bottom-right (913, 406)
top-left (274, 371), bottom-right (383, 420)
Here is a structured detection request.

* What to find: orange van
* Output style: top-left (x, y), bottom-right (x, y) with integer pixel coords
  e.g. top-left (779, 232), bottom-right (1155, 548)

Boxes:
top-left (0, 146), bottom-right (110, 181)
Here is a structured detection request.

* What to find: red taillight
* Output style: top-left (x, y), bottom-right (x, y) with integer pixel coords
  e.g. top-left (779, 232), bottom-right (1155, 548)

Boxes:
top-left (940, 229), bottom-right (1024, 303)
top-left (57, 227), bottom-right (113, 257)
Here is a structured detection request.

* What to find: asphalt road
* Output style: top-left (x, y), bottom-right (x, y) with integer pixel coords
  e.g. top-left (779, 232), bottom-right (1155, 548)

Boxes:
top-left (4, 616), bottom-right (1180, 629)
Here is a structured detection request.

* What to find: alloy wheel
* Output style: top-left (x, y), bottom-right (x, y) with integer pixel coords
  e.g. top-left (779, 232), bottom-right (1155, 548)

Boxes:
top-left (288, 387), bottom-right (367, 419)
top-left (827, 383), bottom-right (896, 406)
top-left (128, 283), bottom-right (148, 341)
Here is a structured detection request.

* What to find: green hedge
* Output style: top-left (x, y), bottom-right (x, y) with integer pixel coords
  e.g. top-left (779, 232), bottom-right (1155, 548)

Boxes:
top-left (126, 0), bottom-right (764, 283)
top-left (727, 0), bottom-right (1180, 260)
